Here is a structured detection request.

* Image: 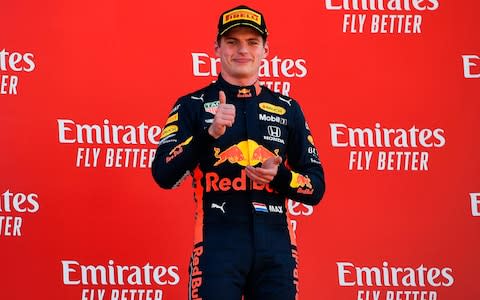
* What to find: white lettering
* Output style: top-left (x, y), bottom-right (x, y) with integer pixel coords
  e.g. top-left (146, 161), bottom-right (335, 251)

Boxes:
top-left (62, 260), bottom-right (81, 285)
top-left (325, 0), bottom-right (439, 11)
top-left (1, 190), bottom-right (40, 213)
top-left (470, 193), bottom-right (480, 217)
top-left (337, 262), bottom-right (356, 286)
top-left (191, 53), bottom-right (212, 76)
top-left (192, 53), bottom-right (308, 79)
top-left (330, 123), bottom-right (446, 148)
top-left (330, 123), bottom-right (349, 147)
top-left (337, 261), bottom-right (454, 287)
top-left (288, 200), bottom-right (314, 216)
top-left (57, 119), bottom-right (161, 145)
top-left (462, 55), bottom-right (480, 78)
top-left (61, 260), bottom-right (180, 286)
top-left (0, 75), bottom-right (18, 95)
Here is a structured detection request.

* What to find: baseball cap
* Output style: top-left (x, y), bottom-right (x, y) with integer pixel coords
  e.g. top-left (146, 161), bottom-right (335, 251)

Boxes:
top-left (217, 5), bottom-right (268, 38)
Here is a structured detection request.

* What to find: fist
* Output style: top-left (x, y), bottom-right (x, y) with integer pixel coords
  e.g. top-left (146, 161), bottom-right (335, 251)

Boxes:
top-left (208, 90), bottom-right (236, 139)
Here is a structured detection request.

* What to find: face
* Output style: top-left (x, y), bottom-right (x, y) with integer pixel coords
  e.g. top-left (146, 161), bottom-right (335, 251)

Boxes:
top-left (215, 26), bottom-right (269, 84)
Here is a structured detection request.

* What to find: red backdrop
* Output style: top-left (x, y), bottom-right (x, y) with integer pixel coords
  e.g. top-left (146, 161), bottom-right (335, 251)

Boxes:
top-left (1, 1), bottom-right (479, 299)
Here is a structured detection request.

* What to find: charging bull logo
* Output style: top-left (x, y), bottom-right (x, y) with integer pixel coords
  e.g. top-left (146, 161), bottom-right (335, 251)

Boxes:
top-left (237, 88), bottom-right (252, 98)
top-left (290, 171), bottom-right (313, 189)
top-left (252, 146), bottom-right (279, 162)
top-left (213, 145), bottom-right (245, 166)
top-left (213, 140), bottom-right (279, 167)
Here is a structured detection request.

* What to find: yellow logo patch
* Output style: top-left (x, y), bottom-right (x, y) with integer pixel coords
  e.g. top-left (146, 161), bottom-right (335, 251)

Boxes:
top-left (165, 113), bottom-right (178, 125)
top-left (160, 125), bottom-right (178, 139)
top-left (223, 9), bottom-right (261, 25)
top-left (259, 102), bottom-right (286, 115)
top-left (307, 135), bottom-right (315, 146)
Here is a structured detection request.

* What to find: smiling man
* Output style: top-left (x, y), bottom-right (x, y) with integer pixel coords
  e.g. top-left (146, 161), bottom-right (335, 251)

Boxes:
top-left (152, 5), bottom-right (326, 300)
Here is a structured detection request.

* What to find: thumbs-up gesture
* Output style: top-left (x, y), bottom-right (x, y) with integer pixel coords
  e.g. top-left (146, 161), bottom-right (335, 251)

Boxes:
top-left (208, 91), bottom-right (236, 139)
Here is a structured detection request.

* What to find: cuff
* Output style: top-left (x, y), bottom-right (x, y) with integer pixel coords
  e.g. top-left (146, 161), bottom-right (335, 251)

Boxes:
top-left (270, 163), bottom-right (292, 190)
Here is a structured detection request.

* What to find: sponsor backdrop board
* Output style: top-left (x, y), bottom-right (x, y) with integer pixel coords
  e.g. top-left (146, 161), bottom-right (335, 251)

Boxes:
top-left (1, 0), bottom-right (479, 299)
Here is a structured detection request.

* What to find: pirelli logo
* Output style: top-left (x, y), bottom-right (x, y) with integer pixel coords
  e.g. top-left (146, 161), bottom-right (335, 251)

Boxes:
top-left (223, 9), bottom-right (261, 25)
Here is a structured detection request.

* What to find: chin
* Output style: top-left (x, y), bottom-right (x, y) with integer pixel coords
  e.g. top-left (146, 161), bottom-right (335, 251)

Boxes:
top-left (232, 69), bottom-right (255, 78)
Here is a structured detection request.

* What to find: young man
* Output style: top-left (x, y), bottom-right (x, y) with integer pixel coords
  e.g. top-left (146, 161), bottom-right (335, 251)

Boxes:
top-left (152, 5), bottom-right (325, 300)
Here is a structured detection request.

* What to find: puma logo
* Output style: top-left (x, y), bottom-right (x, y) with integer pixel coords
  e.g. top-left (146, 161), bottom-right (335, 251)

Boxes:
top-left (279, 96), bottom-right (292, 106)
top-left (191, 94), bottom-right (205, 102)
top-left (211, 202), bottom-right (226, 214)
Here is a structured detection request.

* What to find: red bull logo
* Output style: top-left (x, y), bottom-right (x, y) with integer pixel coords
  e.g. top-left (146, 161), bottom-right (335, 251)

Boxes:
top-left (237, 88), bottom-right (252, 98)
top-left (252, 146), bottom-right (279, 162)
top-left (213, 140), bottom-right (278, 167)
top-left (166, 136), bottom-right (193, 163)
top-left (190, 245), bottom-right (203, 300)
top-left (213, 145), bottom-right (244, 166)
top-left (290, 171), bottom-right (313, 189)
top-left (205, 169), bottom-right (274, 193)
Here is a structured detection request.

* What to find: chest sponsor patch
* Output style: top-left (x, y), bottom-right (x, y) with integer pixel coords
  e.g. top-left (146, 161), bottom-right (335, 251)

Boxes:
top-left (259, 102), bottom-right (286, 115)
top-left (264, 125), bottom-right (285, 144)
top-left (269, 205), bottom-right (283, 213)
top-left (258, 113), bottom-right (287, 125)
top-left (252, 202), bottom-right (269, 213)
top-left (204, 101), bottom-right (219, 115)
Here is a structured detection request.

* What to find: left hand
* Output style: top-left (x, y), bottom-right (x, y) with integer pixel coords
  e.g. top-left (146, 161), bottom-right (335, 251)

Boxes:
top-left (245, 156), bottom-right (282, 184)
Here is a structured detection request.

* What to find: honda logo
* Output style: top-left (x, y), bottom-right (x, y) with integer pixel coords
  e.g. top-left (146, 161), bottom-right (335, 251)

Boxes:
top-left (267, 126), bottom-right (281, 138)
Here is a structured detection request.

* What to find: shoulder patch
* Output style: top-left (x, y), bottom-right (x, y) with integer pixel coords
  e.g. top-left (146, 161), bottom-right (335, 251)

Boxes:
top-left (160, 125), bottom-right (178, 139)
top-left (165, 113), bottom-right (178, 125)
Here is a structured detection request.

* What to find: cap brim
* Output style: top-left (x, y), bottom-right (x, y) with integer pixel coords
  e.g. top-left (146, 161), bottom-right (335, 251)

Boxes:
top-left (219, 23), bottom-right (267, 36)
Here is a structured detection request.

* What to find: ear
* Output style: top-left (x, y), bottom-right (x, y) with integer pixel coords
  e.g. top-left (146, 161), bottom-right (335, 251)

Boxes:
top-left (263, 41), bottom-right (269, 59)
top-left (214, 40), bottom-right (220, 56)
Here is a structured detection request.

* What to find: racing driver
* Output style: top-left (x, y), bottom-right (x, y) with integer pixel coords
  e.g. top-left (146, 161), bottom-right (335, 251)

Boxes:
top-left (152, 5), bottom-right (326, 300)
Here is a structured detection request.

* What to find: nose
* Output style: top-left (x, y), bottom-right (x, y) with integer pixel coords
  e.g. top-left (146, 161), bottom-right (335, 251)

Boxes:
top-left (237, 41), bottom-right (248, 54)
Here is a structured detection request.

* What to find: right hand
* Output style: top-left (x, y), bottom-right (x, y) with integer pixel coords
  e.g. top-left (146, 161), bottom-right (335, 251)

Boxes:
top-left (245, 156), bottom-right (283, 185)
top-left (208, 91), bottom-right (235, 139)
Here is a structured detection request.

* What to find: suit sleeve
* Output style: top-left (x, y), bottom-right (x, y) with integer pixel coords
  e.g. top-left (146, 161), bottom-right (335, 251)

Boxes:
top-left (151, 97), bottom-right (214, 189)
top-left (270, 101), bottom-right (326, 205)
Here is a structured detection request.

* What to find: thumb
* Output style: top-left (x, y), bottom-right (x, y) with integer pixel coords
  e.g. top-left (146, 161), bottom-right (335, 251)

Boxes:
top-left (219, 90), bottom-right (226, 105)
top-left (274, 156), bottom-right (282, 166)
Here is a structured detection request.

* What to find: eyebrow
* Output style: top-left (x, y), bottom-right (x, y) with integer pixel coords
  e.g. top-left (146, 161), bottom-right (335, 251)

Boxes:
top-left (224, 36), bottom-right (261, 41)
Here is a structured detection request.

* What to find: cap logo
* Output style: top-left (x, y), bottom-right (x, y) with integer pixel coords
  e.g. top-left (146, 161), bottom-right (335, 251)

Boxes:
top-left (223, 9), bottom-right (261, 26)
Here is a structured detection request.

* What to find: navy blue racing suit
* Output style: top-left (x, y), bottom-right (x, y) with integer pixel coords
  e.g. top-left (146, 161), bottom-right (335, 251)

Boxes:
top-left (152, 74), bottom-right (325, 300)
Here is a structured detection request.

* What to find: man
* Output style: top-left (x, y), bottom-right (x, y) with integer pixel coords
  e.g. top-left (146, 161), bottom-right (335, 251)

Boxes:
top-left (152, 5), bottom-right (325, 300)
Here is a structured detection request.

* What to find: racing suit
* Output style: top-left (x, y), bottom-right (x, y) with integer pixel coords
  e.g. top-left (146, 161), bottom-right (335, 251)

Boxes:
top-left (152, 74), bottom-right (325, 300)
